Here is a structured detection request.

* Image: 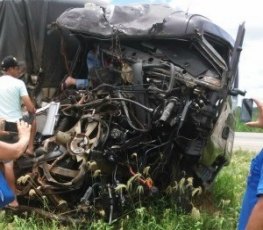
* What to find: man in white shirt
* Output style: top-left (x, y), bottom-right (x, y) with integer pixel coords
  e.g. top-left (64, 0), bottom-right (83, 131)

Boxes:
top-left (0, 56), bottom-right (36, 207)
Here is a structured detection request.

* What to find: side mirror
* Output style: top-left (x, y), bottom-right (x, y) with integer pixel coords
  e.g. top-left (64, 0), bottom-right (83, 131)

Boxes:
top-left (228, 88), bottom-right (246, 96)
top-left (240, 98), bottom-right (253, 122)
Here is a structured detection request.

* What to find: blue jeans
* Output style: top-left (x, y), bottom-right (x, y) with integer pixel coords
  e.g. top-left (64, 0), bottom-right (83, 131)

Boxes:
top-left (75, 79), bottom-right (88, 89)
top-left (238, 149), bottom-right (263, 230)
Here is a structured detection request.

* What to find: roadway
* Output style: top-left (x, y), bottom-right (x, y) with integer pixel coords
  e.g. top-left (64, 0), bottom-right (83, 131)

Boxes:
top-left (233, 132), bottom-right (263, 152)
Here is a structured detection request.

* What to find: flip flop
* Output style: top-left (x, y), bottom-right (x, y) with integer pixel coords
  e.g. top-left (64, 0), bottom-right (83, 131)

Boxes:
top-left (5, 205), bottom-right (19, 211)
top-left (6, 199), bottom-right (19, 209)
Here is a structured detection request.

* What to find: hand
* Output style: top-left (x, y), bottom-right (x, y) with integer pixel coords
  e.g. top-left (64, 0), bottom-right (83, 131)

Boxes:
top-left (17, 120), bottom-right (31, 142)
top-left (246, 98), bottom-right (263, 128)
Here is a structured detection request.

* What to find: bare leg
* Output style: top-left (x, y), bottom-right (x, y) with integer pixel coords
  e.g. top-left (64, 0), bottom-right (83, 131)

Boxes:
top-left (4, 161), bottom-right (18, 207)
top-left (25, 119), bottom-right (36, 155)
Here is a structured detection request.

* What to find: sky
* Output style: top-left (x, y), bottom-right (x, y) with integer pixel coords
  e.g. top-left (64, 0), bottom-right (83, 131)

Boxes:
top-left (98, 0), bottom-right (263, 103)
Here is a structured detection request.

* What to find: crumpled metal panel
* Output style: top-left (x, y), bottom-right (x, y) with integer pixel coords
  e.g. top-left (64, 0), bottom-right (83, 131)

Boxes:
top-left (56, 3), bottom-right (234, 46)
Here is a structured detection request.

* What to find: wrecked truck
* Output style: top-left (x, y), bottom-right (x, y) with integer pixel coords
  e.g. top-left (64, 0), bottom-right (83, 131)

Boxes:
top-left (14, 3), bottom-right (245, 222)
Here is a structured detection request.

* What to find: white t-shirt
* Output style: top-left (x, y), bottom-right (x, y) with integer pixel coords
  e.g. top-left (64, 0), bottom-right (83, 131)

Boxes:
top-left (0, 75), bottom-right (28, 122)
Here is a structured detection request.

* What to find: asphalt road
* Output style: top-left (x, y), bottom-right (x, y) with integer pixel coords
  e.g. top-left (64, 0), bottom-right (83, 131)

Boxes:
top-left (233, 132), bottom-right (263, 152)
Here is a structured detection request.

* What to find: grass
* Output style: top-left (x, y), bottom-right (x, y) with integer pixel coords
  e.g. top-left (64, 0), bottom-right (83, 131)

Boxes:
top-left (118, 150), bottom-right (255, 230)
top-left (0, 150), bottom-right (256, 230)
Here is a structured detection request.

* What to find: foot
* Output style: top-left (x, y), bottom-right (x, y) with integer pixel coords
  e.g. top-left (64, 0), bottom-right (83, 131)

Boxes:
top-left (24, 148), bottom-right (34, 156)
top-left (8, 199), bottom-right (19, 208)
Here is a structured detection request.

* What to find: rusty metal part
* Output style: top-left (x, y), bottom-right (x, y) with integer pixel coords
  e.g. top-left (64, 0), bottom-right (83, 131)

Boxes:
top-left (55, 131), bottom-right (72, 145)
top-left (45, 163), bottom-right (79, 178)
top-left (68, 133), bottom-right (88, 156)
top-left (39, 155), bottom-right (87, 187)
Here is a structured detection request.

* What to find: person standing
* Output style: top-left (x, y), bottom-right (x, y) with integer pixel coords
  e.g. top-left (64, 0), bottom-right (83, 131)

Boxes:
top-left (0, 55), bottom-right (36, 207)
top-left (238, 98), bottom-right (263, 230)
top-left (61, 44), bottom-right (101, 90)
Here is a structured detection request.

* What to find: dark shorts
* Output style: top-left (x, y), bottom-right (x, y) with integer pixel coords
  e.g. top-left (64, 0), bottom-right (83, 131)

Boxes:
top-left (22, 113), bottom-right (35, 124)
top-left (3, 114), bottom-right (34, 134)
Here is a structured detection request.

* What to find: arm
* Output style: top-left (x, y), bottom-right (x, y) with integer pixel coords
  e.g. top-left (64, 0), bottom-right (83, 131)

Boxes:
top-left (21, 95), bottom-right (36, 114)
top-left (0, 120), bottom-right (31, 160)
top-left (246, 197), bottom-right (263, 230)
